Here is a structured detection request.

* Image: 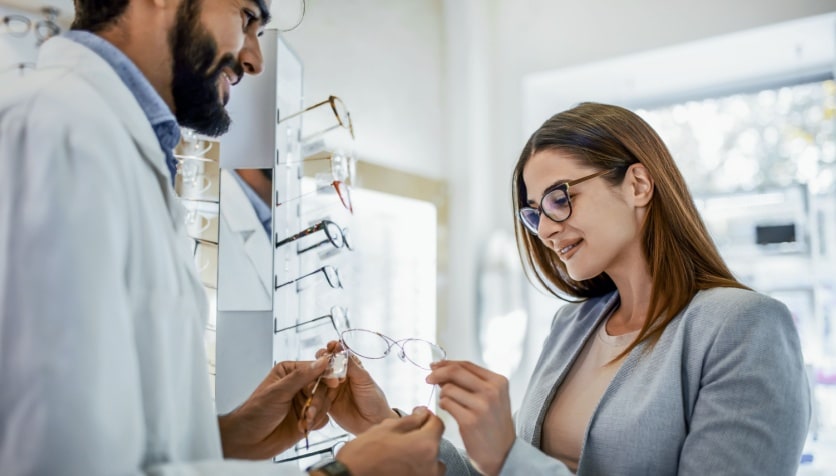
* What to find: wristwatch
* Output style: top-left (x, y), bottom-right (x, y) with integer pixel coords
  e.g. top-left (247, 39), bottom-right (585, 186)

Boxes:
top-left (307, 459), bottom-right (352, 476)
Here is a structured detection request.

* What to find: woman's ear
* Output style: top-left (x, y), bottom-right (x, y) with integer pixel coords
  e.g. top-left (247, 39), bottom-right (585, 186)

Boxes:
top-left (627, 163), bottom-right (654, 207)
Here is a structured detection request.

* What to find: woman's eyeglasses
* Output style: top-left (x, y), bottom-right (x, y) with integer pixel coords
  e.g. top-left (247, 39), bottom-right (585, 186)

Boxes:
top-left (277, 180), bottom-right (353, 214)
top-left (518, 169), bottom-right (613, 235)
top-left (278, 95), bottom-right (355, 141)
top-left (339, 329), bottom-right (446, 371)
top-left (275, 219), bottom-right (353, 254)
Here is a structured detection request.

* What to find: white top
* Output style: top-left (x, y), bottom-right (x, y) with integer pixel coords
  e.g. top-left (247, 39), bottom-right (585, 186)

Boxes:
top-left (0, 36), bottom-right (299, 475)
top-left (541, 316), bottom-right (639, 473)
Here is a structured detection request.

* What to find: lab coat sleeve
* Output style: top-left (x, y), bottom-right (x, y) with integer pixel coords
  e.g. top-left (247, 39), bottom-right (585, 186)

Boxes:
top-left (0, 95), bottom-right (302, 475)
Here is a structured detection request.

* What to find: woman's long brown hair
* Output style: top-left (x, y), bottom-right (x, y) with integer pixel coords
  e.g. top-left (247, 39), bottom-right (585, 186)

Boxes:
top-left (512, 102), bottom-right (748, 356)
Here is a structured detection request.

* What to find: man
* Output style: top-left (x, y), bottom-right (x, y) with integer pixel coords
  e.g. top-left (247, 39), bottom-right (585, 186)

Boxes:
top-left (0, 0), bottom-right (445, 474)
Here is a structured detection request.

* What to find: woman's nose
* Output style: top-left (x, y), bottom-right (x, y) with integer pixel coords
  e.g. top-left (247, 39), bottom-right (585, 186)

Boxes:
top-left (537, 213), bottom-right (564, 244)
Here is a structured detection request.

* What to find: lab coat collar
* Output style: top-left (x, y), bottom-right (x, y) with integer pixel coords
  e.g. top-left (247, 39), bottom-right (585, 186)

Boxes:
top-left (37, 36), bottom-right (185, 227)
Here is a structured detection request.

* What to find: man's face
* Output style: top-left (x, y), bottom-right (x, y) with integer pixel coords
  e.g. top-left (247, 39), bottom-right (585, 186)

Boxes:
top-left (169, 0), bottom-right (270, 137)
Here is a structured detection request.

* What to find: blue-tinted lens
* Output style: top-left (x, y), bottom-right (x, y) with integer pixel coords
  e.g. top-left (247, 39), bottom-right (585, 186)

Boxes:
top-left (542, 188), bottom-right (570, 222)
top-left (519, 208), bottom-right (540, 234)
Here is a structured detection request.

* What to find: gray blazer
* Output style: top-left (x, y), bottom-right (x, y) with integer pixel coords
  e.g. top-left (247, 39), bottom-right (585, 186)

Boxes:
top-left (440, 287), bottom-right (810, 475)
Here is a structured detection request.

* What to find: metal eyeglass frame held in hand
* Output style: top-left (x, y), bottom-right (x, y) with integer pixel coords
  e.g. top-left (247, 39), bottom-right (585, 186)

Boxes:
top-left (518, 169), bottom-right (613, 235)
top-left (274, 219), bottom-right (353, 255)
top-left (274, 265), bottom-right (343, 291)
top-left (339, 329), bottom-right (446, 371)
top-left (278, 95), bottom-right (355, 141)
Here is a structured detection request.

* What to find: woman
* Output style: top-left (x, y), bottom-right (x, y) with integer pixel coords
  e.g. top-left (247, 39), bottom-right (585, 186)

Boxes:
top-left (424, 102), bottom-right (810, 475)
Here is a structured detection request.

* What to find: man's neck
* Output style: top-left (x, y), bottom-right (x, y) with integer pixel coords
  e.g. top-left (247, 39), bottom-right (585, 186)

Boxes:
top-left (96, 7), bottom-right (176, 112)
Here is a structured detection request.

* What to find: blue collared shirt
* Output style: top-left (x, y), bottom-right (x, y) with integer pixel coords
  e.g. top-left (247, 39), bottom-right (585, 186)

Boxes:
top-left (63, 30), bottom-right (180, 186)
top-left (230, 171), bottom-right (272, 238)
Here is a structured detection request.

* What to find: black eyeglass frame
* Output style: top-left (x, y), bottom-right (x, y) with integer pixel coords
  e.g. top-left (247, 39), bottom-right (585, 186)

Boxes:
top-left (518, 169), bottom-right (613, 235)
top-left (275, 219), bottom-right (352, 255)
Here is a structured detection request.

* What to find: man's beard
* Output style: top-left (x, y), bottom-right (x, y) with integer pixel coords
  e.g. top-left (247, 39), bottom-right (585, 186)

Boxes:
top-left (169, 1), bottom-right (243, 137)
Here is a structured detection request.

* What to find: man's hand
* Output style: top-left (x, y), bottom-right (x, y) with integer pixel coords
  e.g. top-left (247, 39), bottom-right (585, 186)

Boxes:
top-left (318, 341), bottom-right (398, 435)
top-left (218, 357), bottom-right (331, 459)
top-left (333, 407), bottom-right (446, 476)
top-left (426, 360), bottom-right (516, 476)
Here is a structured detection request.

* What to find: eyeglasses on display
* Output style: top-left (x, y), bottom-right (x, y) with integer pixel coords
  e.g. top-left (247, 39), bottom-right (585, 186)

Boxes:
top-left (339, 329), bottom-right (446, 371)
top-left (2, 8), bottom-right (61, 44)
top-left (278, 151), bottom-right (356, 183)
top-left (278, 95), bottom-right (355, 141)
top-left (274, 265), bottom-right (343, 291)
top-left (276, 433), bottom-right (348, 465)
top-left (518, 169), bottom-right (613, 235)
top-left (274, 306), bottom-right (351, 335)
top-left (275, 219), bottom-right (353, 255)
top-left (276, 180), bottom-right (353, 214)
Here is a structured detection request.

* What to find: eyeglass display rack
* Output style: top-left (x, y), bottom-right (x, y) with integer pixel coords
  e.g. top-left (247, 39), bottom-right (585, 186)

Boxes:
top-left (0, 3), bottom-right (65, 75)
top-left (215, 30), bottom-right (354, 465)
top-left (214, 29), bottom-right (301, 413)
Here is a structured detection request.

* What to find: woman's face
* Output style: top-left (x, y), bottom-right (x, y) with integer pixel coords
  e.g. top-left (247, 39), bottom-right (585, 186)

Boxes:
top-left (521, 149), bottom-right (645, 282)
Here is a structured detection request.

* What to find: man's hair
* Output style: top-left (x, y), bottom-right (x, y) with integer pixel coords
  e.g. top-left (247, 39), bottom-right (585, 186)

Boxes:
top-left (71, 0), bottom-right (130, 32)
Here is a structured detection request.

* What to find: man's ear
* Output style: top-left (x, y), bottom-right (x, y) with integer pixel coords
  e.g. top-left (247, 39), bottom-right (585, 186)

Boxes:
top-left (627, 163), bottom-right (654, 207)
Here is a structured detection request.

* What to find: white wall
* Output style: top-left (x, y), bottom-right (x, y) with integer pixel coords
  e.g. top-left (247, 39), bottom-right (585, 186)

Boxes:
top-left (280, 0), bottom-right (446, 180)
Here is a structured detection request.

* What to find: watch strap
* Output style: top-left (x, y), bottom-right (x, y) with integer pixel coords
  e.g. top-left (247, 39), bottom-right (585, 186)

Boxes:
top-left (307, 459), bottom-right (352, 476)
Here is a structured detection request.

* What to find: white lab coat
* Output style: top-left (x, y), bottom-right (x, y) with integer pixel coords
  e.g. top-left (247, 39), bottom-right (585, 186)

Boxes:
top-left (0, 36), bottom-right (299, 475)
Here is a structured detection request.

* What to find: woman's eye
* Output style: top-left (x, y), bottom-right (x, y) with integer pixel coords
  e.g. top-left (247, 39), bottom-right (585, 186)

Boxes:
top-left (544, 191), bottom-right (569, 208)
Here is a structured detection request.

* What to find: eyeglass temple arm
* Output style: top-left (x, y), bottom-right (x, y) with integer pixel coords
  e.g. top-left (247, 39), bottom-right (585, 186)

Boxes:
top-left (273, 312), bottom-right (338, 334)
top-left (277, 97), bottom-right (333, 124)
top-left (274, 267), bottom-right (319, 290)
top-left (275, 222), bottom-right (325, 249)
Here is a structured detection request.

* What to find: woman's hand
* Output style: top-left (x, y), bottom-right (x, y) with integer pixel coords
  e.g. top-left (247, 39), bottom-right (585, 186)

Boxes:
top-left (218, 356), bottom-right (331, 459)
top-left (426, 360), bottom-right (516, 476)
top-left (319, 341), bottom-right (398, 435)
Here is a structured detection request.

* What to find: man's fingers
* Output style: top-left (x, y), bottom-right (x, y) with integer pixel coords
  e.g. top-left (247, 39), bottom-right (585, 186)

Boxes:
top-left (415, 407), bottom-right (445, 439)
top-left (270, 356), bottom-right (330, 396)
top-left (388, 406), bottom-right (430, 432)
